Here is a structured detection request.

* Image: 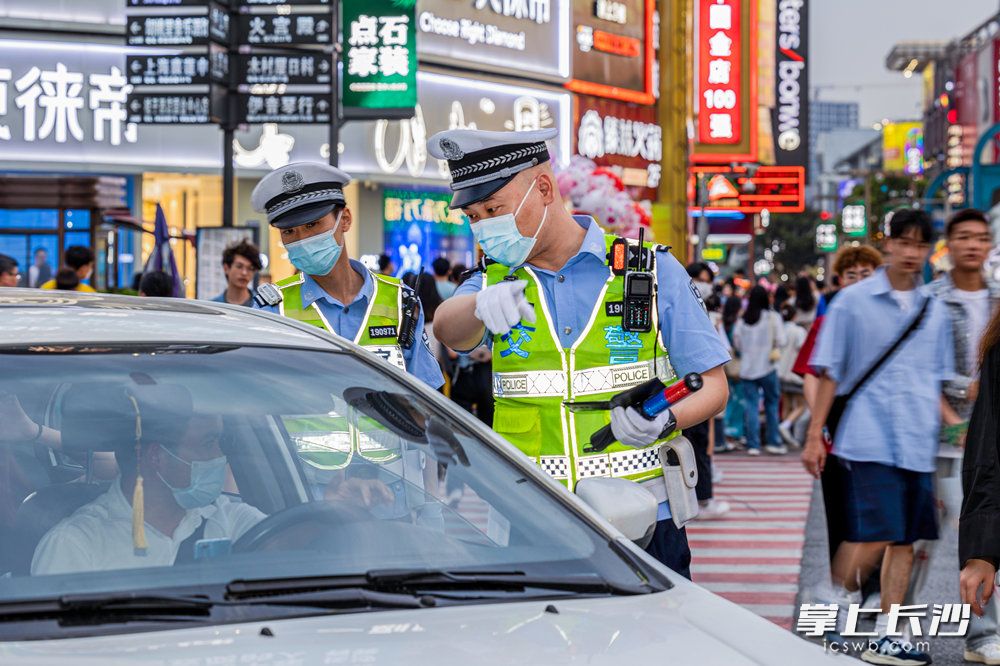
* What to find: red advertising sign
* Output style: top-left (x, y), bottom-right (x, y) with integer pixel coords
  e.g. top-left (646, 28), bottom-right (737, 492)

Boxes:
top-left (691, 0), bottom-right (757, 163)
top-left (689, 165), bottom-right (805, 214)
top-left (697, 0), bottom-right (742, 145)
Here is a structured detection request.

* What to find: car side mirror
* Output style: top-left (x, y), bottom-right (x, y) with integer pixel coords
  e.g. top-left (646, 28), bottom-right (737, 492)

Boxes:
top-left (575, 477), bottom-right (657, 549)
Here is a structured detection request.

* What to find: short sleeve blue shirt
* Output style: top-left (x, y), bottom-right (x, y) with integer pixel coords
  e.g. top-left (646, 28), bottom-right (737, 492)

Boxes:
top-left (255, 260), bottom-right (444, 389)
top-left (454, 217), bottom-right (731, 520)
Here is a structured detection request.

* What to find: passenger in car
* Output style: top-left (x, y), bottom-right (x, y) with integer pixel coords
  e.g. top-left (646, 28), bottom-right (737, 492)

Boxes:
top-left (31, 409), bottom-right (265, 575)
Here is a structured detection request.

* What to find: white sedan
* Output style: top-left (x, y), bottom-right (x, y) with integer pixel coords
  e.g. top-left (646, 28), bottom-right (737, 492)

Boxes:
top-left (0, 290), bottom-right (837, 664)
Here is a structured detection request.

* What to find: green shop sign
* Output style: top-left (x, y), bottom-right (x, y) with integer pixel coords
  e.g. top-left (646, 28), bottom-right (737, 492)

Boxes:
top-left (342, 0), bottom-right (417, 119)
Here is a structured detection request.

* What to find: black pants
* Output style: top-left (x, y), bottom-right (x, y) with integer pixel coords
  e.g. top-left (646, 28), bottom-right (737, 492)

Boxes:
top-left (451, 362), bottom-right (493, 427)
top-left (687, 420), bottom-right (713, 502)
top-left (645, 518), bottom-right (692, 580)
top-left (822, 453), bottom-right (848, 563)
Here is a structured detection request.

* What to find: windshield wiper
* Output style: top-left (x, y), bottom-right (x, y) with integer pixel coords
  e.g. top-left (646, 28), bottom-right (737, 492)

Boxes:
top-left (0, 592), bottom-right (214, 624)
top-left (227, 569), bottom-right (650, 601)
top-left (227, 587), bottom-right (433, 610)
top-left (366, 569), bottom-right (651, 596)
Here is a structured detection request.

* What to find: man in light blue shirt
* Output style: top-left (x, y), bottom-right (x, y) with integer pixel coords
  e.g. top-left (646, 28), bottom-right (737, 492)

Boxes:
top-left (430, 128), bottom-right (730, 578)
top-left (804, 210), bottom-right (951, 666)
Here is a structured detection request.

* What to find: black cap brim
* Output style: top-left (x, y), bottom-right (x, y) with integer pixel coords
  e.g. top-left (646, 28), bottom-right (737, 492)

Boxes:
top-left (271, 201), bottom-right (338, 229)
top-left (449, 176), bottom-right (513, 210)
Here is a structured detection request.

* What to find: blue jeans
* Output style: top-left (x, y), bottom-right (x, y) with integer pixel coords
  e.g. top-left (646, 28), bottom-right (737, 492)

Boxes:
top-left (742, 370), bottom-right (781, 451)
top-left (724, 377), bottom-right (744, 438)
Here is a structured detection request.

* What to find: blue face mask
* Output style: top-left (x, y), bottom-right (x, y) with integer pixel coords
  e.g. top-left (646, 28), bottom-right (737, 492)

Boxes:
top-left (284, 211), bottom-right (343, 276)
top-left (158, 446), bottom-right (228, 510)
top-left (470, 178), bottom-right (548, 267)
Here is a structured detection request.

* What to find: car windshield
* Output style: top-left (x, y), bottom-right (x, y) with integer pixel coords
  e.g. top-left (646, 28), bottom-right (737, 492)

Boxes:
top-left (0, 343), bottom-right (656, 636)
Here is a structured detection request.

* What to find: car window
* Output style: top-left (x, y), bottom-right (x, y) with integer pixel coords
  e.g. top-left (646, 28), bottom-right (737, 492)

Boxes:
top-left (0, 344), bottom-right (649, 625)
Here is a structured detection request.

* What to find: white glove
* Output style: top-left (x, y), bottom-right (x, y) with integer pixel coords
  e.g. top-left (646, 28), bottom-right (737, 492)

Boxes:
top-left (474, 280), bottom-right (536, 337)
top-left (610, 406), bottom-right (674, 449)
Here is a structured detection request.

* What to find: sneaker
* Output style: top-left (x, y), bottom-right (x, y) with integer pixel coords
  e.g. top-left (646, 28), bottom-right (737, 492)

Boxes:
top-left (861, 636), bottom-right (932, 665)
top-left (966, 641), bottom-right (1000, 665)
top-left (716, 440), bottom-right (738, 454)
top-left (746, 447), bottom-right (761, 456)
top-left (696, 499), bottom-right (730, 520)
top-left (765, 444), bottom-right (789, 455)
top-left (778, 423), bottom-right (799, 447)
top-left (712, 467), bottom-right (724, 484)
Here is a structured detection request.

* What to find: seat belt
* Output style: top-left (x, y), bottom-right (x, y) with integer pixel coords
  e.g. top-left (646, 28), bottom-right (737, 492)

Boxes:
top-left (173, 516), bottom-right (208, 565)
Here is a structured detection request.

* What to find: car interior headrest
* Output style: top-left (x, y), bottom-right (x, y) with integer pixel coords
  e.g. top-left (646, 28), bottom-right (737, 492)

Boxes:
top-left (59, 382), bottom-right (194, 454)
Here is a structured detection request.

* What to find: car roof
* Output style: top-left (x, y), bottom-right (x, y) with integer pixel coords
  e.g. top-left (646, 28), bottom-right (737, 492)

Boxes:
top-left (0, 289), bottom-right (346, 350)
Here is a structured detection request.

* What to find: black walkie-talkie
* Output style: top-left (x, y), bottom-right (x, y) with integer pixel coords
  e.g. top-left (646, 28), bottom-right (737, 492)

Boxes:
top-left (397, 270), bottom-right (422, 349)
top-left (622, 228), bottom-right (653, 333)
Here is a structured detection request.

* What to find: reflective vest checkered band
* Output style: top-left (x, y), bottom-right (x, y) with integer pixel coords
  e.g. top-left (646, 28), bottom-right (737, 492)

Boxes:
top-left (366, 345), bottom-right (406, 371)
top-left (538, 455), bottom-right (570, 479)
top-left (576, 455), bottom-right (611, 479)
top-left (492, 370), bottom-right (566, 397)
top-left (609, 446), bottom-right (662, 477)
top-left (571, 360), bottom-right (652, 396)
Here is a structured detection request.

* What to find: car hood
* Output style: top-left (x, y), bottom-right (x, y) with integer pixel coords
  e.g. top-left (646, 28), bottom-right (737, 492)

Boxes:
top-left (0, 578), bottom-right (839, 665)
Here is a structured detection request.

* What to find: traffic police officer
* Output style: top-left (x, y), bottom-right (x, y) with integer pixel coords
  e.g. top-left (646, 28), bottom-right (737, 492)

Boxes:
top-left (250, 162), bottom-right (443, 389)
top-left (251, 162), bottom-right (443, 513)
top-left (430, 128), bottom-right (730, 577)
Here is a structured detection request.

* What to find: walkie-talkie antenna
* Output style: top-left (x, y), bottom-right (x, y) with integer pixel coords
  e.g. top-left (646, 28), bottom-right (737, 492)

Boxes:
top-left (635, 227), bottom-right (645, 271)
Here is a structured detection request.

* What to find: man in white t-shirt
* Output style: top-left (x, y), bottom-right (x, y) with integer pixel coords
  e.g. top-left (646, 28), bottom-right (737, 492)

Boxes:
top-left (926, 208), bottom-right (1000, 665)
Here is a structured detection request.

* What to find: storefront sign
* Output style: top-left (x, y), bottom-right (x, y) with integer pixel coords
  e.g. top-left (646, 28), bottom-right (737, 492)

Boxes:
top-left (773, 0), bottom-right (808, 173)
top-left (566, 0), bottom-right (652, 103)
top-left (691, 0), bottom-right (757, 163)
top-left (816, 223), bottom-right (837, 253)
top-left (573, 94), bottom-right (661, 199)
top-left (127, 90), bottom-right (226, 124)
top-left (342, 0), bottom-right (417, 119)
top-left (416, 0), bottom-right (569, 82)
top-left (127, 51), bottom-right (228, 85)
top-left (689, 165), bottom-right (804, 214)
top-left (347, 70), bottom-right (570, 182)
top-left (383, 187), bottom-right (474, 275)
top-left (882, 121), bottom-right (924, 175)
top-left (239, 94), bottom-right (332, 124)
top-left (841, 204), bottom-right (866, 237)
top-left (127, 6), bottom-right (230, 46)
top-left (238, 53), bottom-right (332, 85)
top-left (237, 13), bottom-right (332, 46)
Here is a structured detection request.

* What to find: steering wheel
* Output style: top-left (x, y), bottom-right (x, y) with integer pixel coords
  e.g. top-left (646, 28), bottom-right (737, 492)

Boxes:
top-left (232, 500), bottom-right (374, 554)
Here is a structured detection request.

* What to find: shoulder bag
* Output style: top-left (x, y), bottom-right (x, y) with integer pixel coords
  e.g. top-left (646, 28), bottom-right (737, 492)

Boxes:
top-left (825, 296), bottom-right (931, 441)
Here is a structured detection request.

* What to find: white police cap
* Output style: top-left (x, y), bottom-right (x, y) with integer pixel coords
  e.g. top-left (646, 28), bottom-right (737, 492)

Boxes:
top-left (251, 161), bottom-right (352, 229)
top-left (427, 128), bottom-right (558, 209)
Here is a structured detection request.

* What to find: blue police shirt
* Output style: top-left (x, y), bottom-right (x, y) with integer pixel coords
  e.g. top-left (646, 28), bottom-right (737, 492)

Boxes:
top-left (455, 216), bottom-right (732, 519)
top-left (255, 259), bottom-right (444, 389)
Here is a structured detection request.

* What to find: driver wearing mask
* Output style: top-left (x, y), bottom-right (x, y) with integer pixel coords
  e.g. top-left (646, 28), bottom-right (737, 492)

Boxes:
top-left (32, 407), bottom-right (264, 575)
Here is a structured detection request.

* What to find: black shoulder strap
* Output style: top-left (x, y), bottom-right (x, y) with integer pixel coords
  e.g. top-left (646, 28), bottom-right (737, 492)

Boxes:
top-left (174, 517), bottom-right (208, 565)
top-left (842, 295), bottom-right (931, 401)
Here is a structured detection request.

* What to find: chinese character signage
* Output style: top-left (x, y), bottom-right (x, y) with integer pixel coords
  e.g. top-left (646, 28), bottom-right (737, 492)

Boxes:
top-left (128, 90), bottom-right (227, 124)
top-left (126, 7), bottom-right (230, 46)
top-left (127, 52), bottom-right (228, 86)
top-left (566, 0), bottom-right (652, 103)
top-left (342, 0), bottom-right (417, 120)
top-left (815, 223), bottom-right (837, 253)
top-left (239, 94), bottom-right (332, 124)
top-left (238, 53), bottom-right (332, 85)
top-left (239, 0), bottom-right (327, 4)
top-left (841, 204), bottom-right (866, 237)
top-left (417, 0), bottom-right (567, 81)
top-left (692, 0), bottom-right (757, 163)
top-left (383, 187), bottom-right (474, 277)
top-left (573, 94), bottom-right (661, 200)
top-left (773, 0), bottom-right (808, 173)
top-left (129, 0), bottom-right (224, 5)
top-left (238, 13), bottom-right (332, 46)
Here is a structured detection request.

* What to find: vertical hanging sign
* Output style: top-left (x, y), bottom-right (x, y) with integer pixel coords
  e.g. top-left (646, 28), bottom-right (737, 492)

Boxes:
top-left (697, 0), bottom-right (741, 145)
top-left (341, 0), bottom-right (417, 120)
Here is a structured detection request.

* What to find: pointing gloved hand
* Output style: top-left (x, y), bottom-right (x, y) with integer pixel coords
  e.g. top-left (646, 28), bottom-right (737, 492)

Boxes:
top-left (474, 279), bottom-right (536, 337)
top-left (610, 406), bottom-right (676, 449)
